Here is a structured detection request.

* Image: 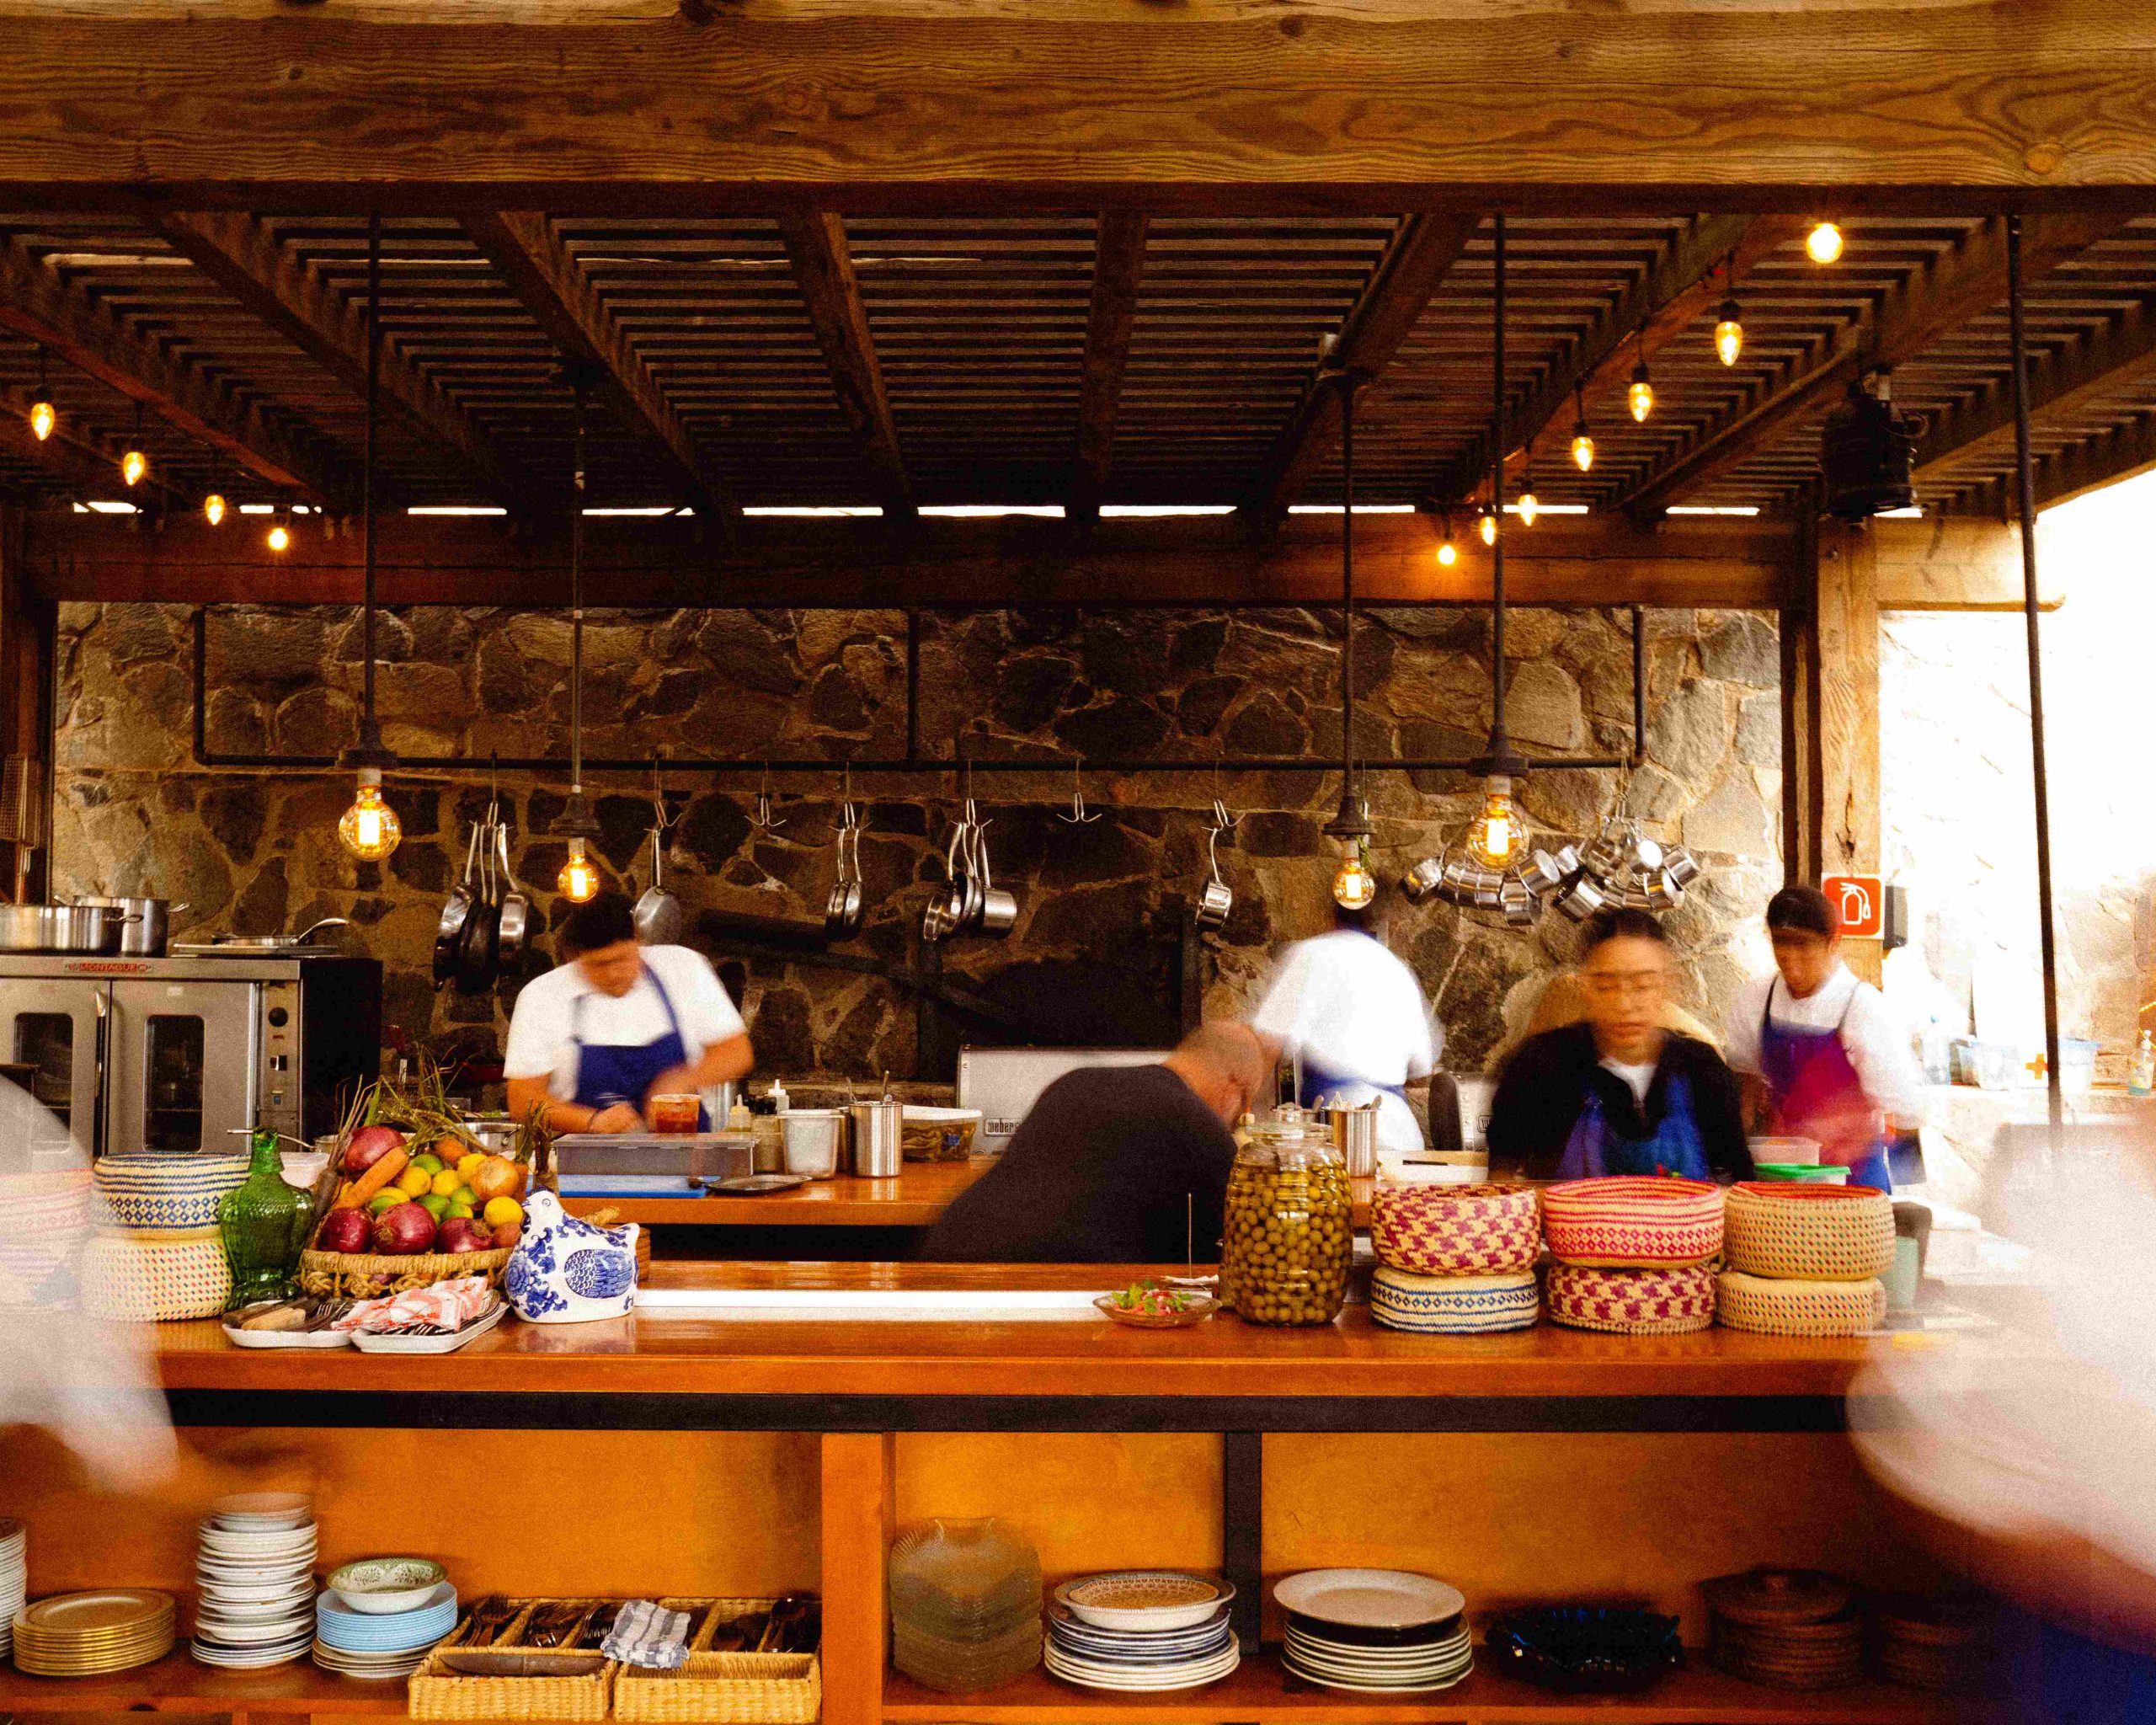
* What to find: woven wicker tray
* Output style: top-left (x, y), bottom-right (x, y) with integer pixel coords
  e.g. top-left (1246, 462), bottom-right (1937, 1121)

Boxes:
top-left (408, 1599), bottom-right (616, 1720)
top-left (611, 1597), bottom-right (821, 1725)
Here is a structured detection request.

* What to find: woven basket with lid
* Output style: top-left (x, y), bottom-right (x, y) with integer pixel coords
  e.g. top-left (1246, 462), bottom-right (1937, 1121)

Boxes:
top-left (1541, 1177), bottom-right (1723, 1268)
top-left (1725, 1182), bottom-right (1895, 1281)
top-left (1716, 1269), bottom-right (1885, 1337)
top-left (1369, 1182), bottom-right (1540, 1277)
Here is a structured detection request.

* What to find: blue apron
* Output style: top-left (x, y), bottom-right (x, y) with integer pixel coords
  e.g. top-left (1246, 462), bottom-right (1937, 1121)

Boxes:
top-left (1298, 1057), bottom-right (1410, 1114)
top-left (570, 963), bottom-right (704, 1129)
top-left (1555, 1071), bottom-right (1713, 1181)
top-left (1758, 984), bottom-right (1892, 1191)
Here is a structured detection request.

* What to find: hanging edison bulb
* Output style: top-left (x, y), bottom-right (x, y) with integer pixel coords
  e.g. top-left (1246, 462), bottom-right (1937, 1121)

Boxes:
top-left (203, 493), bottom-right (227, 527)
top-left (1628, 361), bottom-right (1655, 424)
top-left (336, 766), bottom-right (402, 861)
top-left (1515, 473), bottom-right (1540, 528)
top-left (1331, 836), bottom-right (1377, 911)
top-left (1478, 507), bottom-right (1497, 547)
top-left (1806, 221), bottom-right (1844, 264)
top-left (28, 399), bottom-right (54, 442)
top-left (1462, 775), bottom-right (1526, 870)
top-left (1572, 425), bottom-right (1594, 473)
top-left (266, 507), bottom-right (291, 552)
top-left (120, 447), bottom-right (147, 488)
top-left (1715, 296), bottom-right (1745, 367)
top-left (1436, 534), bottom-right (1459, 569)
top-left (558, 836), bottom-right (601, 903)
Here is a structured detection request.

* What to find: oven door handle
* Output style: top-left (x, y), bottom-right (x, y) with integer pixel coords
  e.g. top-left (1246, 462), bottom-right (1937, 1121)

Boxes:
top-left (90, 988), bottom-right (109, 1160)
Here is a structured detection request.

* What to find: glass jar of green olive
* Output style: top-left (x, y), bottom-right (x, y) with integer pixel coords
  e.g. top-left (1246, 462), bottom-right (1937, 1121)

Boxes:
top-left (1219, 1129), bottom-right (1352, 1327)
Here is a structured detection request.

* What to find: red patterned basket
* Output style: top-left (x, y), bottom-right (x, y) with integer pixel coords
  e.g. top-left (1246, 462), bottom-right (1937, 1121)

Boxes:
top-left (1369, 1183), bottom-right (1541, 1277)
top-left (1724, 1183), bottom-right (1895, 1282)
top-left (1541, 1177), bottom-right (1724, 1268)
top-left (1546, 1263), bottom-right (1718, 1335)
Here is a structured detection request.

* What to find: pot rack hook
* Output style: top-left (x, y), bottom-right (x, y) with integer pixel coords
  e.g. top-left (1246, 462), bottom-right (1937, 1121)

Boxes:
top-left (651, 754), bottom-right (675, 830)
top-left (755, 760), bottom-right (785, 833)
top-left (1059, 756), bottom-right (1102, 825)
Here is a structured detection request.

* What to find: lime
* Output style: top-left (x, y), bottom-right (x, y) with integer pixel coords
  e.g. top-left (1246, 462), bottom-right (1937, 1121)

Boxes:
top-left (366, 1189), bottom-right (404, 1216)
top-left (419, 1192), bottom-right (451, 1221)
top-left (411, 1152), bottom-right (446, 1177)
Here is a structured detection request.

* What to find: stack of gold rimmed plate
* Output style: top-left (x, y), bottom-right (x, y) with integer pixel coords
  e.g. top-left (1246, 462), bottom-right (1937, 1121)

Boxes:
top-left (13, 1589), bottom-right (176, 1674)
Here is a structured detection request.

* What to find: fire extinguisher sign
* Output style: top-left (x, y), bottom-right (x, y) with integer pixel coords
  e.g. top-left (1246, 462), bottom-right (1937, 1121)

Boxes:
top-left (1823, 874), bottom-right (1885, 939)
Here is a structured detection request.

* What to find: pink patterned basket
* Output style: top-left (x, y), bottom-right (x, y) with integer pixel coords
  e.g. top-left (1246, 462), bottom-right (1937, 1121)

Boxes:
top-left (1541, 1176), bottom-right (1724, 1268)
top-left (1369, 1183), bottom-right (1541, 1277)
top-left (1546, 1263), bottom-right (1718, 1335)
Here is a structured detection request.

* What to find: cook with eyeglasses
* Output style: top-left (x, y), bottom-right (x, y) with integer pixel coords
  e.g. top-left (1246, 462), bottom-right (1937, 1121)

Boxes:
top-left (1485, 908), bottom-right (1753, 1183)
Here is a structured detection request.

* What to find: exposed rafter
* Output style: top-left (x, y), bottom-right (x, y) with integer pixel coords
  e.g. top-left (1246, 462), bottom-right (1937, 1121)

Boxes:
top-left (0, 405), bottom-right (118, 498)
top-left (778, 211), bottom-right (913, 519)
top-left (0, 229), bottom-right (342, 503)
top-left (1619, 213), bottom-right (2126, 521)
top-left (154, 210), bottom-right (529, 512)
top-left (2035, 407), bottom-right (2156, 513)
top-left (1433, 214), bottom-right (1797, 507)
top-left (1246, 214), bottom-right (1479, 522)
top-left (462, 210), bottom-right (739, 525)
top-left (1070, 209), bottom-right (1149, 520)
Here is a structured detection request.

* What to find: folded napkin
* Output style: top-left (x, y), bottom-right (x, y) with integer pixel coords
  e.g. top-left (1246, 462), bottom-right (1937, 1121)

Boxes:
top-left (332, 1275), bottom-right (494, 1333)
top-left (602, 1599), bottom-right (694, 1669)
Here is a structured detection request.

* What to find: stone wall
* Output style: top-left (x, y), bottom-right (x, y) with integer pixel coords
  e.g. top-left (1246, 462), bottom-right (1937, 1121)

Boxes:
top-left (51, 600), bottom-right (1783, 1081)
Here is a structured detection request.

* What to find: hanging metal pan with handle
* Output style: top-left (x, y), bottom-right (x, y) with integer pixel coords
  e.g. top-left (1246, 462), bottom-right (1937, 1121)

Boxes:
top-left (633, 825), bottom-right (683, 946)
top-left (434, 822), bottom-right (481, 987)
top-left (455, 810), bottom-right (501, 995)
top-left (494, 821), bottom-right (531, 971)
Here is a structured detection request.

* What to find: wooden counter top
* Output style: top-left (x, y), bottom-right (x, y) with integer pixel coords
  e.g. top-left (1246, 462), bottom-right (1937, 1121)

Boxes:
top-left (563, 1156), bottom-right (990, 1227)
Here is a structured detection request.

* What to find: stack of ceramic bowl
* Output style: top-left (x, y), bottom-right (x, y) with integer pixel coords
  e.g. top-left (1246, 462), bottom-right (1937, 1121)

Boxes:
top-left (1043, 1573), bottom-right (1238, 1693)
top-left (13, 1589), bottom-right (176, 1674)
top-left (191, 1493), bottom-right (318, 1668)
top-left (889, 1517), bottom-right (1043, 1693)
top-left (0, 1520), bottom-right (24, 1661)
top-left (82, 1154), bottom-right (246, 1322)
top-left (1367, 1184), bottom-right (1541, 1335)
top-left (0, 1169), bottom-right (94, 1308)
top-left (1717, 1183), bottom-right (1893, 1338)
top-left (1275, 1569), bottom-right (1473, 1694)
top-left (313, 1567), bottom-right (457, 1680)
top-left (1541, 1177), bottom-right (1721, 1336)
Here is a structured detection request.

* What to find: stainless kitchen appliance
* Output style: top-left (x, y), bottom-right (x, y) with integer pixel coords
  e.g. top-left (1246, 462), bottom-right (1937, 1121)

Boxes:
top-left (0, 952), bottom-right (381, 1157)
top-left (955, 1045), bottom-right (1169, 1155)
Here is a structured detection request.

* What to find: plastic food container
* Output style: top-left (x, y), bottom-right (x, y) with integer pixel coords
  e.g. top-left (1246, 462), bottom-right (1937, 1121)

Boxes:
top-left (1746, 1136), bottom-right (1821, 1167)
top-left (780, 1109), bottom-right (846, 1178)
top-left (648, 1093), bottom-right (701, 1135)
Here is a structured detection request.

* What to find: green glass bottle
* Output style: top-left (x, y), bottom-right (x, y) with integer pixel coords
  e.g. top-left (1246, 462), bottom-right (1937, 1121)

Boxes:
top-left (217, 1128), bottom-right (311, 1310)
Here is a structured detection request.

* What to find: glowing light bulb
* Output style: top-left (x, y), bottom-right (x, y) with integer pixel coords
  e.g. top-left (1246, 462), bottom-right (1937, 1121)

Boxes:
top-left (1715, 297), bottom-right (1745, 367)
top-left (1629, 365), bottom-right (1654, 424)
top-left (1464, 776), bottom-right (1525, 870)
top-left (1478, 510), bottom-right (1497, 547)
top-left (1331, 838), bottom-right (1377, 911)
top-left (121, 448), bottom-right (147, 487)
top-left (1516, 484), bottom-right (1539, 528)
top-left (266, 521), bottom-right (290, 552)
top-left (1572, 428), bottom-right (1595, 473)
top-left (1436, 536), bottom-right (1459, 569)
top-left (1806, 222), bottom-right (1844, 264)
top-left (336, 767), bottom-right (402, 861)
top-left (28, 399), bottom-right (54, 442)
top-left (559, 836), bottom-right (600, 903)
top-left (203, 493), bottom-right (227, 527)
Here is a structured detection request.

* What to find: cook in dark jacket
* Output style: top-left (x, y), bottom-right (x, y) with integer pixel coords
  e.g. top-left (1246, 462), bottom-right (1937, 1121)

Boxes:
top-left (1486, 909), bottom-right (1753, 1183)
top-left (919, 1023), bottom-right (1276, 1263)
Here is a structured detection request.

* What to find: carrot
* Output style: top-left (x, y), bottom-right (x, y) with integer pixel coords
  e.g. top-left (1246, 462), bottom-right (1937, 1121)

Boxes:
top-left (339, 1148), bottom-right (408, 1210)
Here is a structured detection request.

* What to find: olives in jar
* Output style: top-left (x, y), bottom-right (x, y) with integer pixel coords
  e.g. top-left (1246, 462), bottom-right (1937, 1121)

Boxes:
top-left (1219, 1140), bottom-right (1352, 1326)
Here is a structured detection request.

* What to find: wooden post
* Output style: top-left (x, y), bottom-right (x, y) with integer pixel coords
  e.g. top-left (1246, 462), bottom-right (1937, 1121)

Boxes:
top-left (0, 505), bottom-right (54, 905)
top-left (819, 1431), bottom-right (894, 1725)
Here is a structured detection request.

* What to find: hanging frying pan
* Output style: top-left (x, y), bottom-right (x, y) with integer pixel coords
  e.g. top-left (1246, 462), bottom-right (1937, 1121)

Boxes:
top-left (456, 809), bottom-right (502, 995)
top-left (494, 820), bottom-right (531, 970)
top-left (433, 823), bottom-right (482, 988)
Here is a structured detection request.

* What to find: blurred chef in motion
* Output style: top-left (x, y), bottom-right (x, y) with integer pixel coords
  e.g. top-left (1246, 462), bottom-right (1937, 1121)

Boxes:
top-left (919, 1023), bottom-right (1277, 1263)
top-left (1251, 900), bottom-right (1452, 1157)
top-left (1724, 885), bottom-right (1926, 1191)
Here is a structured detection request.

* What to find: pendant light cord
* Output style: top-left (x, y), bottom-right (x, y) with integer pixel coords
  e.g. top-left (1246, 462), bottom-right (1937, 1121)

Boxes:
top-left (362, 212), bottom-right (380, 741)
top-left (570, 380), bottom-right (586, 793)
top-left (1340, 374), bottom-right (1356, 802)
top-left (1489, 211), bottom-right (1509, 754)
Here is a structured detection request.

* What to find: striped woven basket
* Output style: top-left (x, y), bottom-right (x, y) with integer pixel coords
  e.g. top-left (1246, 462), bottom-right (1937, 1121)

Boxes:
top-left (1369, 1183), bottom-right (1540, 1277)
top-left (78, 1226), bottom-right (232, 1321)
top-left (1541, 1177), bottom-right (1724, 1268)
top-left (1369, 1266), bottom-right (1540, 1335)
top-left (1716, 1269), bottom-right (1885, 1338)
top-left (1545, 1263), bottom-right (1717, 1335)
top-left (1724, 1183), bottom-right (1895, 1282)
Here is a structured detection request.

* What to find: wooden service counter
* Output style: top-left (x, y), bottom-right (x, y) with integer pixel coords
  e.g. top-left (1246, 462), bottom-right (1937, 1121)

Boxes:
top-left (562, 1156), bottom-right (994, 1229)
top-left (0, 1263), bottom-right (1986, 1725)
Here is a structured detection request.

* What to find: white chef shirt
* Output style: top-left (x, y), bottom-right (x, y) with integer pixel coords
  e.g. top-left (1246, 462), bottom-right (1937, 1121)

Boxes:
top-left (1723, 961), bottom-right (1929, 1124)
top-left (503, 943), bottom-right (747, 1101)
top-left (1251, 930), bottom-right (1440, 1156)
top-left (1599, 1059), bottom-right (1658, 1108)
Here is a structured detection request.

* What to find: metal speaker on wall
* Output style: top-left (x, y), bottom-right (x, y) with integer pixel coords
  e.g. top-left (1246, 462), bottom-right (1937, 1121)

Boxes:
top-left (1821, 375), bottom-right (1920, 522)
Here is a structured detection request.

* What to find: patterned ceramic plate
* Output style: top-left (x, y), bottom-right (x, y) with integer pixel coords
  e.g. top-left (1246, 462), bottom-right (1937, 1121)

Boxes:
top-left (1055, 1572), bottom-right (1234, 1631)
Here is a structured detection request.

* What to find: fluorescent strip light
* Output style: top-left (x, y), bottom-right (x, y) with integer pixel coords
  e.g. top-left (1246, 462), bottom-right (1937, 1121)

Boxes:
top-left (584, 507), bottom-right (678, 517)
top-left (1099, 504), bottom-right (1237, 517)
top-left (79, 499), bottom-right (138, 515)
top-left (239, 503), bottom-right (274, 515)
top-left (1503, 503), bottom-right (1589, 516)
top-left (1876, 506), bottom-right (1925, 519)
top-left (920, 505), bottom-right (1065, 518)
top-left (1289, 504), bottom-right (1416, 515)
top-left (1665, 505), bottom-right (1763, 517)
top-left (743, 505), bottom-right (883, 517)
top-left (408, 505), bottom-right (509, 516)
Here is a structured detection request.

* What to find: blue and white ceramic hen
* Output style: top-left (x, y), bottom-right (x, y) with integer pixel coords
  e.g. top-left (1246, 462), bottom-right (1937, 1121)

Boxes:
top-left (504, 1190), bottom-right (640, 1323)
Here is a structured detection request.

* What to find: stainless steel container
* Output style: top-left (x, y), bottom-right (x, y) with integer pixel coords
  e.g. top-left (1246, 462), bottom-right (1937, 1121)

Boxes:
top-left (76, 895), bottom-right (183, 958)
top-left (780, 1108), bottom-right (846, 1178)
top-left (0, 904), bottom-right (62, 952)
top-left (1331, 1098), bottom-right (1380, 1179)
top-left (51, 904), bottom-right (125, 954)
top-left (849, 1097), bottom-right (903, 1177)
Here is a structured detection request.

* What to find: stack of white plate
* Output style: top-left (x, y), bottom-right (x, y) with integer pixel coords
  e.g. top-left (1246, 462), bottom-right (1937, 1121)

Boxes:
top-left (1276, 1569), bottom-right (1473, 1694)
top-left (1044, 1572), bottom-right (1240, 1693)
top-left (190, 1493), bottom-right (317, 1669)
top-left (0, 1519), bottom-right (24, 1659)
top-left (312, 1581), bottom-right (458, 1680)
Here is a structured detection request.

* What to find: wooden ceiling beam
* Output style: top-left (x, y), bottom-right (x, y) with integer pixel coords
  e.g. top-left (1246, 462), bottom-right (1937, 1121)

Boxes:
top-left (1246, 214), bottom-right (1480, 521)
top-left (777, 211), bottom-right (912, 518)
top-left (0, 230), bottom-right (343, 503)
top-left (1069, 209), bottom-right (1149, 520)
top-left (2033, 407), bottom-right (2156, 513)
top-left (1433, 214), bottom-right (1797, 508)
top-left (1618, 214), bottom-right (2125, 522)
top-left (462, 211), bottom-right (739, 526)
top-left (153, 211), bottom-right (531, 513)
top-left (0, 409), bottom-right (119, 499)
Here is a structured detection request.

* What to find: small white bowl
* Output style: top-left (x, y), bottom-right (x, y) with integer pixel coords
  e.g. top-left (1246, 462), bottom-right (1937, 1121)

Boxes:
top-left (327, 1557), bottom-right (449, 1616)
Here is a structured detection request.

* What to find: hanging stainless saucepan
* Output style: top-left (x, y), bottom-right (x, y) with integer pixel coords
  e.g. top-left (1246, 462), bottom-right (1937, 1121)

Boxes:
top-left (921, 812), bottom-right (972, 943)
top-left (825, 799), bottom-right (865, 941)
top-left (1400, 857), bottom-right (1444, 903)
top-left (495, 821), bottom-right (531, 969)
top-left (971, 812), bottom-right (1017, 937)
top-left (456, 805), bottom-right (502, 995)
top-left (434, 822), bottom-right (481, 987)
top-left (633, 763), bottom-right (684, 946)
top-left (1196, 813), bottom-right (1234, 931)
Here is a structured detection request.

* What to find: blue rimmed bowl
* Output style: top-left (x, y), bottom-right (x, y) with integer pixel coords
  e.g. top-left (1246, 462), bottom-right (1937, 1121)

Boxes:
top-left (1486, 1606), bottom-right (1683, 1695)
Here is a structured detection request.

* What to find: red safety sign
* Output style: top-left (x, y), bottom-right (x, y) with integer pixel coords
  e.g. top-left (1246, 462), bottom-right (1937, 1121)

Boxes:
top-left (1823, 874), bottom-right (1884, 939)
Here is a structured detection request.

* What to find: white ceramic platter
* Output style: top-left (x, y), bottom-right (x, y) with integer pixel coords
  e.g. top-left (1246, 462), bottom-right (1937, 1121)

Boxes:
top-left (1272, 1569), bottom-right (1465, 1631)
top-left (221, 1325), bottom-right (354, 1351)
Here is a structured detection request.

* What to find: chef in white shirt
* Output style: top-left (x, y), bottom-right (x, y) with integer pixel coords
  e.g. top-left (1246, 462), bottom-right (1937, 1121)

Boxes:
top-left (504, 893), bottom-right (754, 1135)
top-left (1724, 884), bottom-right (1927, 1190)
top-left (1251, 903), bottom-right (1441, 1157)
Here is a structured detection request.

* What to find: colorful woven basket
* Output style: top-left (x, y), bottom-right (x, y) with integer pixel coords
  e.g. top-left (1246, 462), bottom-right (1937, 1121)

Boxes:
top-left (1369, 1183), bottom-right (1541, 1277)
top-left (1716, 1269), bottom-right (1885, 1338)
top-left (1541, 1177), bottom-right (1724, 1268)
top-left (1724, 1183), bottom-right (1895, 1282)
top-left (1546, 1263), bottom-right (1717, 1335)
top-left (1369, 1266), bottom-right (1540, 1334)
top-left (93, 1153), bottom-right (249, 1231)
top-left (78, 1226), bottom-right (232, 1321)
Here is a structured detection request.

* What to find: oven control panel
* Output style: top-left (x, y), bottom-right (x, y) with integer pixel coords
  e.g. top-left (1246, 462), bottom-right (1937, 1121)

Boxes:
top-left (257, 980), bottom-right (302, 1142)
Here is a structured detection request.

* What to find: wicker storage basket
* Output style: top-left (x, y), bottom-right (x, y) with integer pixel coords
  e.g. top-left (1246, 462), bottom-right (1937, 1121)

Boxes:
top-left (611, 1599), bottom-right (821, 1724)
top-left (1724, 1183), bottom-right (1895, 1282)
top-left (301, 1242), bottom-right (512, 1300)
top-left (408, 1599), bottom-right (616, 1720)
top-left (1369, 1266), bottom-right (1540, 1335)
top-left (1541, 1176), bottom-right (1723, 1268)
top-left (1716, 1269), bottom-right (1885, 1338)
top-left (79, 1226), bottom-right (232, 1320)
top-left (93, 1152), bottom-right (248, 1230)
top-left (1369, 1183), bottom-right (1540, 1277)
top-left (1545, 1262), bottom-right (1717, 1335)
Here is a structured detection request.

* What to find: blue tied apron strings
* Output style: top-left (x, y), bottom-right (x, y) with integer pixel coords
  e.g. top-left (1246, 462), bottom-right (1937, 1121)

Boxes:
top-left (1296, 1056), bottom-right (1409, 1114)
top-left (569, 962), bottom-right (705, 1130)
